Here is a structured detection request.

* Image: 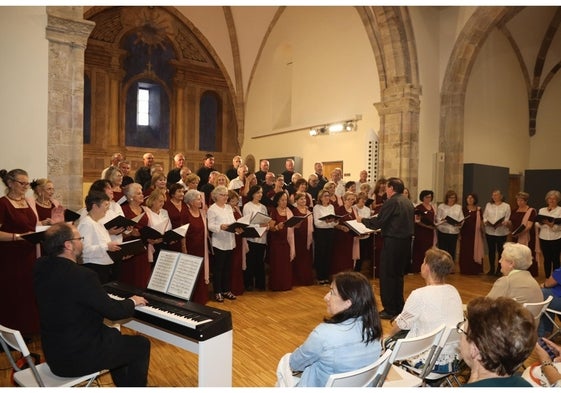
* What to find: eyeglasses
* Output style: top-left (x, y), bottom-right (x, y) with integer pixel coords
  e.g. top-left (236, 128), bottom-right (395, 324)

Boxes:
top-left (456, 319), bottom-right (467, 335)
top-left (67, 237), bottom-right (84, 242)
top-left (14, 180), bottom-right (30, 187)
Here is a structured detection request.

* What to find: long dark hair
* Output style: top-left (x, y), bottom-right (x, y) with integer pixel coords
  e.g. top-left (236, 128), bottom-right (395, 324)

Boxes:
top-left (324, 272), bottom-right (382, 344)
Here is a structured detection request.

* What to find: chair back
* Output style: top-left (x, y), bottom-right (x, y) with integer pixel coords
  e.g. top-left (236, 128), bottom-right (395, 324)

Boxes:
top-left (0, 324), bottom-right (45, 386)
top-left (378, 324), bottom-right (446, 385)
top-left (325, 348), bottom-right (392, 387)
top-left (523, 295), bottom-right (553, 322)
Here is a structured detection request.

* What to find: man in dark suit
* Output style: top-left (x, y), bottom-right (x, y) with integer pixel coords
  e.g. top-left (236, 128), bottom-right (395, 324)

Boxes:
top-left (359, 177), bottom-right (414, 319)
top-left (33, 222), bottom-right (151, 387)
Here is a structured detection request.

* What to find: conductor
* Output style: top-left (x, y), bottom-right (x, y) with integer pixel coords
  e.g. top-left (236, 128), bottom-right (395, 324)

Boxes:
top-left (33, 222), bottom-right (151, 386)
top-left (358, 177), bottom-right (414, 319)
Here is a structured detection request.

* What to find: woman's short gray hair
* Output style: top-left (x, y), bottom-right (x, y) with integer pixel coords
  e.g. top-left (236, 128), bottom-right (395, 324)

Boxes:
top-left (501, 242), bottom-right (532, 270)
top-left (184, 189), bottom-right (201, 205)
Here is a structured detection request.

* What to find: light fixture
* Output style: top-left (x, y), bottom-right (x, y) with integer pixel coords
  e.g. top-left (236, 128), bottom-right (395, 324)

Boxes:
top-left (309, 118), bottom-right (358, 136)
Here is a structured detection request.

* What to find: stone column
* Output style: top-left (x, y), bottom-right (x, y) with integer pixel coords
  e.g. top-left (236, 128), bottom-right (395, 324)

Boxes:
top-left (46, 7), bottom-right (94, 210)
top-left (373, 83), bottom-right (421, 197)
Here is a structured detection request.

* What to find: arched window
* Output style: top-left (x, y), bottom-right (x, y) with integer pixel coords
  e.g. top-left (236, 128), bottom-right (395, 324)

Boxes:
top-left (199, 91), bottom-right (220, 151)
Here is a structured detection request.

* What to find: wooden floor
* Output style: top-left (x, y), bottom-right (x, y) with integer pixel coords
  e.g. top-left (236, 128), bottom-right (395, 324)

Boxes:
top-left (0, 266), bottom-right (550, 387)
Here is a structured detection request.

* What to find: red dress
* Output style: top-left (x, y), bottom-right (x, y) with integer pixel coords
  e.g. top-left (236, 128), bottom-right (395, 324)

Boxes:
top-left (459, 207), bottom-right (484, 275)
top-left (120, 204), bottom-right (151, 288)
top-left (230, 208), bottom-right (245, 295)
top-left (0, 197), bottom-right (40, 334)
top-left (510, 208), bottom-right (538, 276)
top-left (163, 199), bottom-right (189, 252)
top-left (330, 205), bottom-right (356, 275)
top-left (268, 208), bottom-right (292, 291)
top-left (411, 203), bottom-right (436, 273)
top-left (185, 209), bottom-right (209, 305)
top-left (292, 208), bottom-right (314, 286)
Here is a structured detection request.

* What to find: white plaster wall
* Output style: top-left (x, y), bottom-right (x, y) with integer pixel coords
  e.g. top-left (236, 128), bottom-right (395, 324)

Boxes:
top-left (242, 6), bottom-right (380, 183)
top-left (0, 7), bottom-right (48, 196)
top-left (464, 29), bottom-right (529, 175)
top-left (529, 72), bottom-right (561, 169)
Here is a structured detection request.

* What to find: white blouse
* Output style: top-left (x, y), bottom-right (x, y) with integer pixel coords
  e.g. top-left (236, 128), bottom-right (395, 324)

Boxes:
top-left (483, 202), bottom-right (511, 236)
top-left (536, 206), bottom-right (561, 241)
top-left (207, 203), bottom-right (236, 250)
top-left (242, 202), bottom-right (268, 244)
top-left (436, 203), bottom-right (463, 234)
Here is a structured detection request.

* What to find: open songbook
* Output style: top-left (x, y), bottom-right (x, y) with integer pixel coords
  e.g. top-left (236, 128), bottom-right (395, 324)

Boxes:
top-left (343, 220), bottom-right (376, 236)
top-left (64, 209), bottom-right (81, 223)
top-left (147, 250), bottom-right (203, 301)
top-left (104, 213), bottom-right (145, 230)
top-left (537, 215), bottom-right (561, 225)
top-left (415, 210), bottom-right (435, 226)
top-left (140, 223), bottom-right (190, 243)
top-left (106, 238), bottom-right (146, 262)
top-left (487, 216), bottom-right (505, 228)
top-left (283, 213), bottom-right (311, 228)
top-left (21, 225), bottom-right (50, 244)
top-left (226, 211), bottom-right (271, 238)
top-left (444, 215), bottom-right (467, 226)
top-left (319, 213), bottom-right (348, 221)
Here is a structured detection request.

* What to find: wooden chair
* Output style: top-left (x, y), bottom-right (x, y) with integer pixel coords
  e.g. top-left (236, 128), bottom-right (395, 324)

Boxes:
top-left (0, 324), bottom-right (100, 387)
top-left (324, 348), bottom-right (392, 387)
top-left (378, 324), bottom-right (446, 387)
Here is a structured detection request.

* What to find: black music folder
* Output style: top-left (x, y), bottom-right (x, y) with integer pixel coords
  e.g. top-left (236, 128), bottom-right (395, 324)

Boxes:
top-left (511, 224), bottom-right (526, 236)
top-left (104, 213), bottom-right (144, 230)
top-left (487, 216), bottom-right (505, 228)
top-left (227, 212), bottom-right (271, 233)
top-left (64, 209), bottom-right (81, 223)
top-left (343, 219), bottom-right (376, 236)
top-left (140, 224), bottom-right (189, 243)
top-left (415, 210), bottom-right (435, 227)
top-left (444, 215), bottom-right (466, 226)
top-left (319, 213), bottom-right (346, 221)
top-left (148, 250), bottom-right (203, 301)
top-left (537, 215), bottom-right (561, 225)
top-left (107, 239), bottom-right (146, 262)
top-left (21, 226), bottom-right (49, 244)
top-left (284, 214), bottom-right (311, 228)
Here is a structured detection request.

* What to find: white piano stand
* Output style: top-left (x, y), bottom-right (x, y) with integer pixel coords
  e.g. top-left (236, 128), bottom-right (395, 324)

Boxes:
top-left (123, 319), bottom-right (232, 387)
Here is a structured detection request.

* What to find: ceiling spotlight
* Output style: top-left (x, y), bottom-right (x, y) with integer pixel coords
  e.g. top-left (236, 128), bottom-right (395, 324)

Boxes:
top-left (328, 123), bottom-right (344, 133)
top-left (309, 129), bottom-right (318, 136)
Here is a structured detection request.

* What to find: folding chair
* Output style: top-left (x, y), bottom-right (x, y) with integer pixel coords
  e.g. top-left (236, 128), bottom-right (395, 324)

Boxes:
top-left (0, 324), bottom-right (100, 387)
top-left (325, 348), bottom-right (392, 387)
top-left (544, 307), bottom-right (561, 340)
top-left (523, 295), bottom-right (553, 324)
top-left (378, 324), bottom-right (446, 387)
top-left (423, 326), bottom-right (463, 387)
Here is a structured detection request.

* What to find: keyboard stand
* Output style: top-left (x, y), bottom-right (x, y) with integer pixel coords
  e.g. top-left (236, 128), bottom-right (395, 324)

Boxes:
top-left (122, 318), bottom-right (232, 387)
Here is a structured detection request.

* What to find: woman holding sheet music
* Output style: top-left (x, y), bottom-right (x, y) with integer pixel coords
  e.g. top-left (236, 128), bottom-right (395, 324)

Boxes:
top-left (331, 192), bottom-right (359, 275)
top-left (207, 185), bottom-right (239, 302)
top-left (436, 190), bottom-right (463, 265)
top-left (163, 183), bottom-right (189, 253)
top-left (291, 192), bottom-right (314, 285)
top-left (228, 190), bottom-right (245, 295)
top-left (120, 183), bottom-right (151, 288)
top-left (535, 190), bottom-right (561, 278)
top-left (483, 190), bottom-right (511, 276)
top-left (459, 193), bottom-right (484, 274)
top-left (313, 189), bottom-right (338, 285)
top-left (143, 190), bottom-right (170, 268)
top-left (242, 185), bottom-right (270, 291)
top-left (411, 190), bottom-right (436, 273)
top-left (510, 192), bottom-right (538, 276)
top-left (184, 189), bottom-right (210, 304)
top-left (268, 192), bottom-right (295, 291)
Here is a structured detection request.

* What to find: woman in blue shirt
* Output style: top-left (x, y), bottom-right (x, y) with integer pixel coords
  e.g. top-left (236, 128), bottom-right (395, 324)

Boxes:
top-left (277, 271), bottom-right (383, 387)
top-left (539, 266), bottom-right (561, 337)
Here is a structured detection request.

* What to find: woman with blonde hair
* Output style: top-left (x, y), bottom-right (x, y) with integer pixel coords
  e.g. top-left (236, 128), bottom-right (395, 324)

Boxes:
top-left (535, 190), bottom-right (561, 278)
top-left (29, 178), bottom-right (64, 225)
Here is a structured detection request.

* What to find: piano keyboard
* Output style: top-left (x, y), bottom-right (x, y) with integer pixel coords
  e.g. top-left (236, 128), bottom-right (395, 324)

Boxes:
top-left (108, 292), bottom-right (212, 329)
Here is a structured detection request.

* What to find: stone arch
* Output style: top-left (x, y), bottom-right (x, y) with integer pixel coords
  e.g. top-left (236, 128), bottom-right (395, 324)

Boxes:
top-left (439, 6), bottom-right (521, 194)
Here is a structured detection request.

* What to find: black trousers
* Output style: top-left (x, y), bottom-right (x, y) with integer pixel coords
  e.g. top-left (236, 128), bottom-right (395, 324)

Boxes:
top-left (82, 263), bottom-right (113, 285)
top-left (379, 237), bottom-right (411, 315)
top-left (437, 231), bottom-right (458, 261)
top-left (313, 228), bottom-right (335, 281)
top-left (485, 234), bottom-right (506, 272)
top-left (244, 242), bottom-right (267, 290)
top-left (212, 247), bottom-right (233, 294)
top-left (540, 238), bottom-right (561, 278)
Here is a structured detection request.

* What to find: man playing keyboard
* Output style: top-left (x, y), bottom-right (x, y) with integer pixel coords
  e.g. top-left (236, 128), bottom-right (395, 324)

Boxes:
top-left (33, 222), bottom-right (151, 387)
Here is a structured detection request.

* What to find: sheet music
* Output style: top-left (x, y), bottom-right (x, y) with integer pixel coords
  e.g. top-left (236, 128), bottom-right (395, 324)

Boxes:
top-left (147, 250), bottom-right (178, 293)
top-left (167, 254), bottom-right (203, 299)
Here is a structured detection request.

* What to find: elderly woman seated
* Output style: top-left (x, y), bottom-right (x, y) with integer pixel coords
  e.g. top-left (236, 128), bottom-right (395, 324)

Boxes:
top-left (460, 297), bottom-right (536, 386)
top-left (385, 248), bottom-right (463, 373)
top-left (486, 242), bottom-right (542, 304)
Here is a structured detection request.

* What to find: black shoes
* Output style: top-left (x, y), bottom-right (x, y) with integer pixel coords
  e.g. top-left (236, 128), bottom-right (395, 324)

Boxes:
top-left (215, 293), bottom-right (224, 302)
top-left (222, 291), bottom-right (237, 300)
top-left (379, 310), bottom-right (397, 320)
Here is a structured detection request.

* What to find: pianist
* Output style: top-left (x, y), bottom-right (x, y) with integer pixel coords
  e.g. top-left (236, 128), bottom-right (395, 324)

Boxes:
top-left (33, 222), bottom-right (151, 387)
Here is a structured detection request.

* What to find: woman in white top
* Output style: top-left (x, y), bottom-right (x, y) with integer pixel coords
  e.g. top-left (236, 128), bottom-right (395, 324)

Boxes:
top-left (242, 185), bottom-right (270, 291)
top-left (386, 247), bottom-right (463, 373)
top-left (207, 185), bottom-right (241, 302)
top-left (313, 189), bottom-right (338, 285)
top-left (436, 190), bottom-right (463, 263)
top-left (535, 190), bottom-right (561, 278)
top-left (143, 190), bottom-right (170, 264)
top-left (483, 190), bottom-right (511, 276)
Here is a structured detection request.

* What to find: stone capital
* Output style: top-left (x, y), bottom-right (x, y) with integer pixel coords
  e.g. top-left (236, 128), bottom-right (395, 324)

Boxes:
top-left (46, 7), bottom-right (95, 49)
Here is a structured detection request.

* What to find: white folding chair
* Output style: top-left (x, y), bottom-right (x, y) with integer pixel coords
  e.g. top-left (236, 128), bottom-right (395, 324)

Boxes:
top-left (423, 326), bottom-right (462, 387)
top-left (378, 324), bottom-right (446, 387)
top-left (523, 295), bottom-right (553, 323)
top-left (325, 348), bottom-right (392, 387)
top-left (0, 324), bottom-right (100, 387)
top-left (544, 307), bottom-right (561, 340)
